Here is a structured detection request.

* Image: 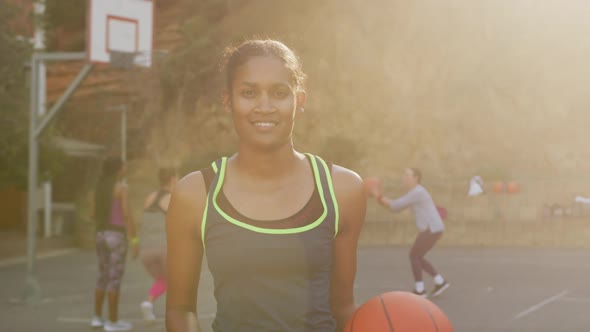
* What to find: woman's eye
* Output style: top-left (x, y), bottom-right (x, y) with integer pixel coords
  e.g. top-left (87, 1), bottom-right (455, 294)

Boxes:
top-left (241, 90), bottom-right (255, 97)
top-left (274, 90), bottom-right (289, 98)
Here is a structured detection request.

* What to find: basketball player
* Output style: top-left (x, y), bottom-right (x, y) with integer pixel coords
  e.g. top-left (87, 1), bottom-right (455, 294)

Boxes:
top-left (91, 157), bottom-right (138, 331)
top-left (139, 168), bottom-right (178, 321)
top-left (165, 40), bottom-right (367, 332)
top-left (374, 168), bottom-right (450, 298)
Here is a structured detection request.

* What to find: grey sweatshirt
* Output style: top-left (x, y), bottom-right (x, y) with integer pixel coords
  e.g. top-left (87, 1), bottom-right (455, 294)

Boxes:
top-left (387, 184), bottom-right (445, 233)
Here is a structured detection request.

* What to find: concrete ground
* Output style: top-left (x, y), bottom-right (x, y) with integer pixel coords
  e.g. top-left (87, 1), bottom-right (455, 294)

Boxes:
top-left (1, 246), bottom-right (588, 331)
top-left (0, 230), bottom-right (76, 261)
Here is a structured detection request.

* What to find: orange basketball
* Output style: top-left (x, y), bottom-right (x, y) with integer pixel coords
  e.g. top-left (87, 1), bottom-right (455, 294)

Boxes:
top-left (346, 292), bottom-right (454, 332)
top-left (506, 181), bottom-right (520, 194)
top-left (492, 181), bottom-right (505, 193)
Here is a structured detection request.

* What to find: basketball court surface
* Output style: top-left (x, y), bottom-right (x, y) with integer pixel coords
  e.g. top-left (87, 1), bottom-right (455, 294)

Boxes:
top-left (14, 0), bottom-right (588, 331)
top-left (1, 246), bottom-right (588, 331)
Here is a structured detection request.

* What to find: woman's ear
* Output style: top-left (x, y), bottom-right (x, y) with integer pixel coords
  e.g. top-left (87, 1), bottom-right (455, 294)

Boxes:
top-left (222, 89), bottom-right (232, 113)
top-left (296, 90), bottom-right (307, 113)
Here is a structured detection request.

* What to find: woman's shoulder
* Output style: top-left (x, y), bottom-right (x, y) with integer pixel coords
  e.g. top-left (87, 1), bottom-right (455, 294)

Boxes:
top-left (175, 171), bottom-right (207, 199)
top-left (166, 171), bottom-right (209, 226)
top-left (174, 158), bottom-right (222, 199)
top-left (326, 163), bottom-right (366, 232)
top-left (415, 184), bottom-right (429, 194)
top-left (328, 164), bottom-right (364, 198)
top-left (413, 185), bottom-right (432, 200)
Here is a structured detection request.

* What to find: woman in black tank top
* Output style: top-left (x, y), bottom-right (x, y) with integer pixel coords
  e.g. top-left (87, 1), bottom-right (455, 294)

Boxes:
top-left (139, 168), bottom-right (177, 322)
top-left (166, 40), bottom-right (366, 332)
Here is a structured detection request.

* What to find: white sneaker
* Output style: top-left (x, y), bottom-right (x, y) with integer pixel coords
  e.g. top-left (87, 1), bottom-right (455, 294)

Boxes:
top-left (430, 281), bottom-right (451, 298)
top-left (413, 289), bottom-right (428, 298)
top-left (141, 301), bottom-right (156, 321)
top-left (90, 316), bottom-right (104, 328)
top-left (103, 320), bottom-right (133, 331)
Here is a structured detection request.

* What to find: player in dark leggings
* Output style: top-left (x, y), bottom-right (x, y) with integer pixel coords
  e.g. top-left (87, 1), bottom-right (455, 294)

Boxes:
top-left (375, 168), bottom-right (450, 298)
top-left (139, 168), bottom-right (178, 321)
top-left (165, 39), bottom-right (367, 332)
top-left (91, 157), bottom-right (138, 332)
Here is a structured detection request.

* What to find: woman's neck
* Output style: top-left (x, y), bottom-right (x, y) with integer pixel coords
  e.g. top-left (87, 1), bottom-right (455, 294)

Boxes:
top-left (233, 143), bottom-right (302, 179)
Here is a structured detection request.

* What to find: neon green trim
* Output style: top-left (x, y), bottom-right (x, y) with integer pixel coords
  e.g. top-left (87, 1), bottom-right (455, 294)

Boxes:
top-left (316, 156), bottom-right (340, 237)
top-left (212, 156), bottom-right (328, 234)
top-left (200, 198), bottom-right (209, 249)
top-left (200, 160), bottom-right (219, 249)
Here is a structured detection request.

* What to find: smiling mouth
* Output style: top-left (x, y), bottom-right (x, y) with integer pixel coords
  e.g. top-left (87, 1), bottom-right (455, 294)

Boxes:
top-left (252, 121), bottom-right (278, 127)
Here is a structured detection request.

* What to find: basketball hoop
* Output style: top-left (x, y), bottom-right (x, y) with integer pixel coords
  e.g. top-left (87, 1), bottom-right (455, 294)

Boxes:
top-left (109, 51), bottom-right (136, 69)
top-left (87, 0), bottom-right (153, 68)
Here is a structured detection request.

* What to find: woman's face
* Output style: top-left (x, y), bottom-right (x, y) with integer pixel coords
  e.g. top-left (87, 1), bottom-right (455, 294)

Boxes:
top-left (403, 168), bottom-right (417, 189)
top-left (225, 56), bottom-right (305, 150)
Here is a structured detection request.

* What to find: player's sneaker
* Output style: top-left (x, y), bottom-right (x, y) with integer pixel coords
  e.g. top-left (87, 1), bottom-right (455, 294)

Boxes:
top-left (141, 301), bottom-right (156, 322)
top-left (103, 320), bottom-right (133, 331)
top-left (430, 281), bottom-right (450, 297)
top-left (413, 289), bottom-right (427, 298)
top-left (90, 316), bottom-right (104, 328)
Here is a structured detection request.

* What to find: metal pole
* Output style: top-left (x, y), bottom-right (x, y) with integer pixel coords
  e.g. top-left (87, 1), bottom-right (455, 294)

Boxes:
top-left (106, 104), bottom-right (128, 175)
top-left (35, 63), bottom-right (93, 137)
top-left (22, 52), bottom-right (91, 303)
top-left (121, 106), bottom-right (127, 184)
top-left (43, 181), bottom-right (51, 238)
top-left (24, 57), bottom-right (40, 302)
top-left (122, 106), bottom-right (127, 165)
top-left (34, 52), bottom-right (86, 62)
top-left (38, 62), bottom-right (46, 116)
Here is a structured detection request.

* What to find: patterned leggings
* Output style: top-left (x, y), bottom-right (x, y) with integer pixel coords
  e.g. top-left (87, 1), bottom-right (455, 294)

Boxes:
top-left (96, 231), bottom-right (128, 292)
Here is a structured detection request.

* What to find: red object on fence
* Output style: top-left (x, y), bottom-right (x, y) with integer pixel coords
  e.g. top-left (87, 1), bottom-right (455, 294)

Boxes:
top-left (437, 206), bottom-right (448, 220)
top-left (492, 182), bottom-right (505, 193)
top-left (506, 181), bottom-right (520, 194)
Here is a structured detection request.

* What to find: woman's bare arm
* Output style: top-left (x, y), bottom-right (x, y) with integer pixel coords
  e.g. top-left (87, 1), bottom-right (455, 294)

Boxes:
top-left (330, 166), bottom-right (367, 331)
top-left (143, 191), bottom-right (158, 210)
top-left (120, 185), bottom-right (136, 238)
top-left (166, 172), bottom-right (207, 332)
top-left (159, 193), bottom-right (172, 212)
top-left (378, 188), bottom-right (422, 212)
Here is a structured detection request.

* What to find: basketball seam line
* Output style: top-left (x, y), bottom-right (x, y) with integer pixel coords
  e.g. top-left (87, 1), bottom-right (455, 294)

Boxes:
top-left (418, 297), bottom-right (439, 332)
top-left (379, 295), bottom-right (395, 332)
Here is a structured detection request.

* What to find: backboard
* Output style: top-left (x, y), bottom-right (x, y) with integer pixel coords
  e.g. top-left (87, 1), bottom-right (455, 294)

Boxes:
top-left (87, 0), bottom-right (154, 67)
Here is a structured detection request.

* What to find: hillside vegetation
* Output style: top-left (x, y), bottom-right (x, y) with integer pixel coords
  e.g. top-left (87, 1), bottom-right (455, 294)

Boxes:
top-left (138, 0), bottom-right (590, 182)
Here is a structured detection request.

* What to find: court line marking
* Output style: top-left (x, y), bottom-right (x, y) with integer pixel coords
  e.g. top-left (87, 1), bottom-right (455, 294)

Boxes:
top-left (57, 313), bottom-right (216, 324)
top-left (559, 297), bottom-right (590, 304)
top-left (513, 290), bottom-right (569, 321)
top-left (58, 317), bottom-right (165, 324)
top-left (0, 249), bottom-right (79, 268)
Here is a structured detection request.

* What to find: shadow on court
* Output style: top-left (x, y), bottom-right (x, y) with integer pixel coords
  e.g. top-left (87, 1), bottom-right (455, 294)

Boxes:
top-left (1, 246), bottom-right (588, 331)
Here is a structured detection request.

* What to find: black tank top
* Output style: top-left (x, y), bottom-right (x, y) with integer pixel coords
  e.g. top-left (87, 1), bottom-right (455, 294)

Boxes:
top-left (139, 190), bottom-right (170, 249)
top-left (145, 190), bottom-right (170, 214)
top-left (201, 154), bottom-right (339, 332)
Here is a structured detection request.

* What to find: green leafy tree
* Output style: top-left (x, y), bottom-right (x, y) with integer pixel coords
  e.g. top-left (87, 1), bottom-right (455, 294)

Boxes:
top-left (0, 2), bottom-right (62, 189)
top-left (44, 0), bottom-right (86, 51)
top-left (0, 2), bottom-right (32, 189)
top-left (159, 1), bottom-right (233, 110)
